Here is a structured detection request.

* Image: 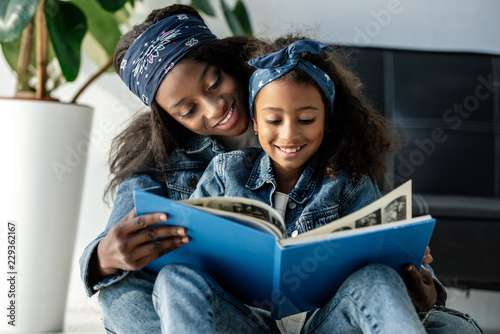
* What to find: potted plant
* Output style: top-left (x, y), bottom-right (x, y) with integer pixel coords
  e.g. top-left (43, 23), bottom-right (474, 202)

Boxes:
top-left (0, 0), bottom-right (132, 332)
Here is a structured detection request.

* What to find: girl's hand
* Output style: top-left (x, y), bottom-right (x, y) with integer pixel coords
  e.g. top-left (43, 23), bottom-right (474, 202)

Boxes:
top-left (96, 208), bottom-right (190, 277)
top-left (404, 264), bottom-right (437, 313)
top-left (422, 246), bottom-right (433, 265)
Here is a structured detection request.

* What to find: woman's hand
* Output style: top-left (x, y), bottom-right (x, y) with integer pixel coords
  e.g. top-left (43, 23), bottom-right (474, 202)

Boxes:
top-left (404, 261), bottom-right (437, 312)
top-left (96, 208), bottom-right (190, 277)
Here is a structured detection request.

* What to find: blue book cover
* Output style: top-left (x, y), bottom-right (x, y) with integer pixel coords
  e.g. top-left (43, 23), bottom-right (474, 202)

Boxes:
top-left (134, 184), bottom-right (435, 319)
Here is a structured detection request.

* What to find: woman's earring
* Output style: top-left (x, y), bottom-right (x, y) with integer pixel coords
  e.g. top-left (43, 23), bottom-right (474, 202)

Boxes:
top-left (254, 131), bottom-right (258, 135)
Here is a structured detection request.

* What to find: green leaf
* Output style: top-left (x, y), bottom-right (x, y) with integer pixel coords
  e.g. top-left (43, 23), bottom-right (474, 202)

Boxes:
top-left (0, 31), bottom-right (50, 74)
top-left (220, 0), bottom-right (245, 36)
top-left (117, 1), bottom-right (135, 21)
top-left (0, 36), bottom-right (23, 72)
top-left (1, 36), bottom-right (33, 91)
top-left (45, 0), bottom-right (87, 82)
top-left (94, 0), bottom-right (128, 12)
top-left (233, 0), bottom-right (252, 35)
top-left (81, 33), bottom-right (113, 72)
top-left (72, 0), bottom-right (121, 59)
top-left (0, 0), bottom-right (39, 42)
top-left (191, 0), bottom-right (215, 17)
top-left (1, 31), bottom-right (56, 91)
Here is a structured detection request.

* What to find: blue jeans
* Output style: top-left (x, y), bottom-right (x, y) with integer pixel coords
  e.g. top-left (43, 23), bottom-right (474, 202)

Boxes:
top-left (98, 270), bottom-right (160, 333)
top-left (98, 264), bottom-right (483, 333)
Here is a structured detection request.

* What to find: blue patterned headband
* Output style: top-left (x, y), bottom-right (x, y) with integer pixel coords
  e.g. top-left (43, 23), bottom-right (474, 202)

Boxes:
top-left (248, 40), bottom-right (335, 117)
top-left (119, 14), bottom-right (218, 106)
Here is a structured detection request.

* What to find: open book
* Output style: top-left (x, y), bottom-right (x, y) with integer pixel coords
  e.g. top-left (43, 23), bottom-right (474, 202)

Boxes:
top-left (135, 180), bottom-right (435, 319)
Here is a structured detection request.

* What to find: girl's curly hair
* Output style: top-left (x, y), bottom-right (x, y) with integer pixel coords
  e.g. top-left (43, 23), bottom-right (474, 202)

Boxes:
top-left (250, 35), bottom-right (398, 182)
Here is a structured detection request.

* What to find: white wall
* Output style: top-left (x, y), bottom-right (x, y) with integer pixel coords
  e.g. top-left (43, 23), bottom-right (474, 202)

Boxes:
top-left (247, 0), bottom-right (500, 54)
top-left (1, 0), bottom-right (499, 330)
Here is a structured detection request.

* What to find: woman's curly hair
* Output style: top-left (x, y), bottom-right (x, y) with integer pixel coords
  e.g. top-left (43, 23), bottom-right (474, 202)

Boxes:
top-left (105, 5), bottom-right (260, 200)
top-left (250, 35), bottom-right (398, 182)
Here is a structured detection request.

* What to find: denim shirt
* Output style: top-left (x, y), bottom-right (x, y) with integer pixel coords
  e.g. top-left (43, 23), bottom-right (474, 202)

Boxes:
top-left (79, 134), bottom-right (224, 297)
top-left (190, 148), bottom-right (448, 305)
top-left (190, 148), bottom-right (382, 237)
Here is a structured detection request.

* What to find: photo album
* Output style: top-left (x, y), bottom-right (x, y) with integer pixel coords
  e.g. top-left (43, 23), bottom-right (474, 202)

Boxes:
top-left (134, 180), bottom-right (435, 319)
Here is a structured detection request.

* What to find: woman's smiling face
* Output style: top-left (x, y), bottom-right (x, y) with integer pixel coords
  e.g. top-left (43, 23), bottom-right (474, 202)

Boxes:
top-left (156, 59), bottom-right (249, 137)
top-left (253, 77), bottom-right (326, 181)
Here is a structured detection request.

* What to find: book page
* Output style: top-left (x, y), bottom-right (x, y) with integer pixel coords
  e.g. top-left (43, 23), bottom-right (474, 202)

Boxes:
top-left (279, 215), bottom-right (431, 247)
top-left (181, 197), bottom-right (286, 237)
top-left (285, 180), bottom-right (412, 241)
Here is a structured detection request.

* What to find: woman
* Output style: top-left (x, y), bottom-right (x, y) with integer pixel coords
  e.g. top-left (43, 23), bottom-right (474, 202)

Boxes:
top-left (80, 5), bottom-right (261, 332)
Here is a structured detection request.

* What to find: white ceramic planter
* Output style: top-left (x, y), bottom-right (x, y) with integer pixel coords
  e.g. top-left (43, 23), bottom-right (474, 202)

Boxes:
top-left (0, 99), bottom-right (93, 333)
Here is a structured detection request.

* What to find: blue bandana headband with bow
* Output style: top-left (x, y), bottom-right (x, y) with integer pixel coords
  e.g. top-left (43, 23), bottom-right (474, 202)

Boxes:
top-left (119, 14), bottom-right (218, 107)
top-left (248, 40), bottom-right (335, 117)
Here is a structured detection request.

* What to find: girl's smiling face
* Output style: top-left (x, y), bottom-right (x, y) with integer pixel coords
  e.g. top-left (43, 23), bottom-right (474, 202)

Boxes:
top-left (156, 59), bottom-right (249, 137)
top-left (253, 77), bottom-right (326, 183)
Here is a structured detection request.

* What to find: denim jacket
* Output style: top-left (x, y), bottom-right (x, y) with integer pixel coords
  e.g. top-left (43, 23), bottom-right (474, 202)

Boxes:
top-left (191, 147), bottom-right (448, 305)
top-left (190, 147), bottom-right (381, 237)
top-left (79, 134), bottom-right (224, 297)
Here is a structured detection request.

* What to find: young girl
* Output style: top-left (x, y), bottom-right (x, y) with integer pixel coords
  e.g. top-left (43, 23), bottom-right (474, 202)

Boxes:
top-left (191, 38), bottom-right (390, 234)
top-left (152, 37), bottom-right (484, 333)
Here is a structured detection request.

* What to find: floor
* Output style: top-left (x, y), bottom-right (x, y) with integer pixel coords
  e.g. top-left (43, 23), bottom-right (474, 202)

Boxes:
top-left (56, 287), bottom-right (500, 333)
top-left (63, 299), bottom-right (105, 333)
